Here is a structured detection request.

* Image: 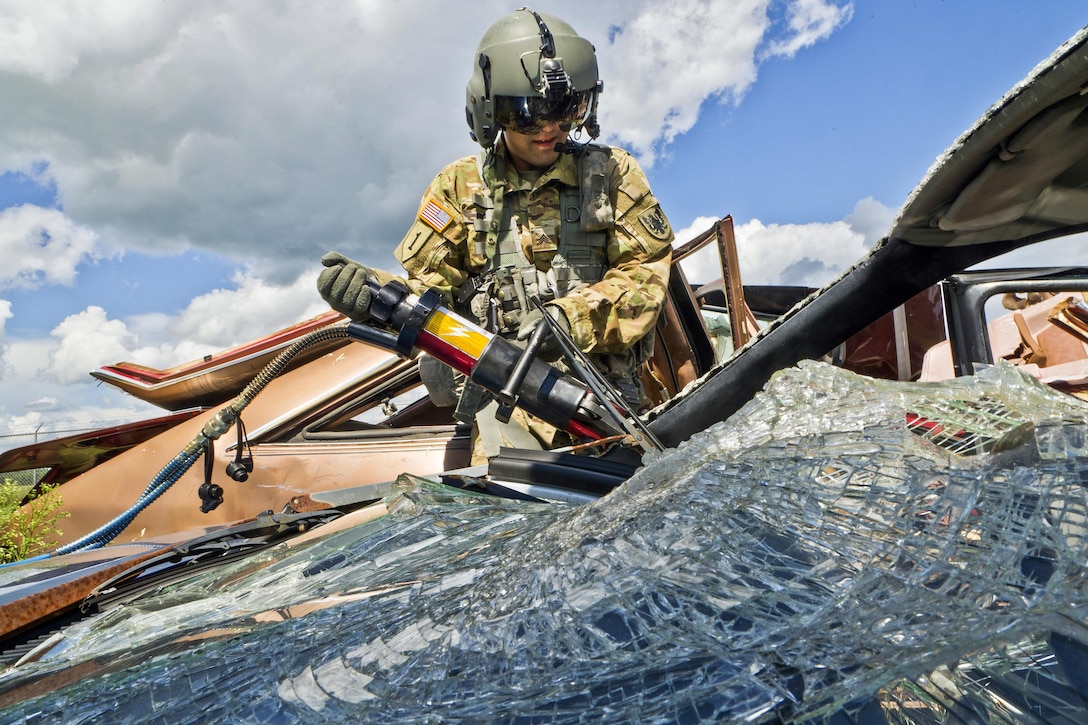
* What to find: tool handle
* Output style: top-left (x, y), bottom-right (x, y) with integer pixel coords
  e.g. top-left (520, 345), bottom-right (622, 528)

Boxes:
top-left (495, 317), bottom-right (551, 422)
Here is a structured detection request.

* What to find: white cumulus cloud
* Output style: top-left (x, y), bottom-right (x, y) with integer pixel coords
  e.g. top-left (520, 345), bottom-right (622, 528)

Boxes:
top-left (0, 0), bottom-right (852, 273)
top-left (601, 0), bottom-right (852, 163)
top-left (761, 0), bottom-right (854, 59)
top-left (0, 205), bottom-right (104, 289)
top-left (45, 306), bottom-right (141, 385)
top-left (39, 267), bottom-right (331, 387)
top-left (0, 299), bottom-right (11, 338)
top-left (0, 0), bottom-right (856, 434)
top-left (675, 198), bottom-right (894, 287)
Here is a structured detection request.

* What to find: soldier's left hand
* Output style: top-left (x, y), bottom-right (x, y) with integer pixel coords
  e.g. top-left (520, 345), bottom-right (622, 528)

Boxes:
top-left (317, 252), bottom-right (377, 321)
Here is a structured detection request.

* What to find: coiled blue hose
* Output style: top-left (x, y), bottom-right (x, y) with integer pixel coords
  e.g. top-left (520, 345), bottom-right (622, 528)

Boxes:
top-left (54, 448), bottom-right (203, 555)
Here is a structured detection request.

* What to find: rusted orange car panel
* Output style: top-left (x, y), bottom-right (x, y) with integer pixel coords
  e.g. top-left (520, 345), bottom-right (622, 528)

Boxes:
top-left (37, 339), bottom-right (469, 547)
top-left (0, 532), bottom-right (206, 644)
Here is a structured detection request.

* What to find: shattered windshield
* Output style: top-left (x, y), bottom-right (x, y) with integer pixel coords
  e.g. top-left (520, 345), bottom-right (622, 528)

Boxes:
top-left (1, 361), bottom-right (1086, 723)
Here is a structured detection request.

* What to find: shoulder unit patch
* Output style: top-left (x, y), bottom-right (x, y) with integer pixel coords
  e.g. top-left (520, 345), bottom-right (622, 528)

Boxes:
top-left (637, 205), bottom-right (672, 241)
top-left (419, 198), bottom-right (454, 234)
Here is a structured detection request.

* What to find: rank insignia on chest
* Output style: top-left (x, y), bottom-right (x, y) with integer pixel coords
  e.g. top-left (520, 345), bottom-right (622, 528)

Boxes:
top-left (420, 198), bottom-right (454, 233)
top-left (638, 205), bottom-right (672, 241)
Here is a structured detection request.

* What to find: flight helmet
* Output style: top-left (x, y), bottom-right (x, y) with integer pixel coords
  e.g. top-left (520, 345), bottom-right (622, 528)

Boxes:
top-left (466, 7), bottom-right (602, 148)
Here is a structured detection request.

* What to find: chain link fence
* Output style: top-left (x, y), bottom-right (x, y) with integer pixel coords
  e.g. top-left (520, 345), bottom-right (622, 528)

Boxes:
top-left (0, 424), bottom-right (103, 489)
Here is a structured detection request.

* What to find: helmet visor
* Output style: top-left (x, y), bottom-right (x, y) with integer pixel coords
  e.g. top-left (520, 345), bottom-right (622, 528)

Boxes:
top-left (494, 91), bottom-right (592, 135)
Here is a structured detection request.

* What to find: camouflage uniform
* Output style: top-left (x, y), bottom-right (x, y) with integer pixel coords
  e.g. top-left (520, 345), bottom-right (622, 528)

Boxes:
top-left (395, 138), bottom-right (673, 459)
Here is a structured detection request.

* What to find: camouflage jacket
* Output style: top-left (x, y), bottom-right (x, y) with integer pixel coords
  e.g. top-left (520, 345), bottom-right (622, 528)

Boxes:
top-left (394, 139), bottom-right (673, 355)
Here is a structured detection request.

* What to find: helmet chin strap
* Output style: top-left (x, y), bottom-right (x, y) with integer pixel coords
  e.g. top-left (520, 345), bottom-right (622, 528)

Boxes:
top-left (582, 82), bottom-right (602, 139)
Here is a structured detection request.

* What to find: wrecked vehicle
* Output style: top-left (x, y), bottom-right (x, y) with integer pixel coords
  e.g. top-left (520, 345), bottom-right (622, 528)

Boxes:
top-left (0, 216), bottom-right (938, 546)
top-left (919, 266), bottom-right (1088, 395)
top-left (0, 230), bottom-right (723, 545)
top-left (0, 24), bottom-right (1086, 724)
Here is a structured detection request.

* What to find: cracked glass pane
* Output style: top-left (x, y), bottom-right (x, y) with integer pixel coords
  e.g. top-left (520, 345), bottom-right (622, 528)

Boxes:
top-left (0, 361), bottom-right (1086, 723)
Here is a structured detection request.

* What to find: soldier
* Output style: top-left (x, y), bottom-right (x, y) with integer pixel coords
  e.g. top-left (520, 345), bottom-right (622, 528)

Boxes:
top-left (319, 7), bottom-right (673, 463)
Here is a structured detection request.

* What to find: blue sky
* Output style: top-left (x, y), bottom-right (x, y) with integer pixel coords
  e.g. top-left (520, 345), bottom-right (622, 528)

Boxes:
top-left (656, 2), bottom-right (1087, 225)
top-left (0, 1), bottom-right (1085, 434)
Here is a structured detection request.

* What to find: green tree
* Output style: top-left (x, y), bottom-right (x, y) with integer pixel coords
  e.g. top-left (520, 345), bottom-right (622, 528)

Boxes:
top-left (0, 480), bottom-right (70, 564)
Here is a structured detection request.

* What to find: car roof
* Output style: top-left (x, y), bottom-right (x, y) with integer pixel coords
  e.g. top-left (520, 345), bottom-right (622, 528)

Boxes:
top-left (891, 26), bottom-right (1088, 249)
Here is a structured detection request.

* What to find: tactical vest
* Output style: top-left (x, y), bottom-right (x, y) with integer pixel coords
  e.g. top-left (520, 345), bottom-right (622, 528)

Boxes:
top-left (455, 144), bottom-right (613, 336)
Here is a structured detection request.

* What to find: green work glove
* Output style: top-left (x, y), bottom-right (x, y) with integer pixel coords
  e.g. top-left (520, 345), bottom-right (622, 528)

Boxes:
top-left (317, 252), bottom-right (377, 321)
top-left (516, 306), bottom-right (571, 359)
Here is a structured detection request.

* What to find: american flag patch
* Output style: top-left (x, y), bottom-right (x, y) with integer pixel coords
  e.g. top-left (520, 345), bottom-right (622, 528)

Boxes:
top-left (419, 198), bottom-right (454, 233)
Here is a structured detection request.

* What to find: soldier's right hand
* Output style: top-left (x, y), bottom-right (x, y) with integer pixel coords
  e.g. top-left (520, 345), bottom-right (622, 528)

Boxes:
top-left (517, 306), bottom-right (570, 361)
top-left (317, 252), bottom-right (376, 321)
